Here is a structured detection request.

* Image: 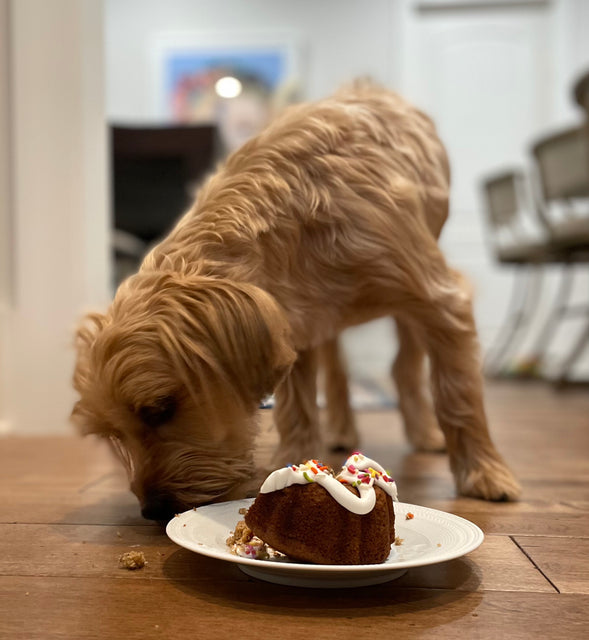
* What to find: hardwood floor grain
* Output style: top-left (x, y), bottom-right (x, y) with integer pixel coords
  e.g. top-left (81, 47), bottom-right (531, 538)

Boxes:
top-left (1, 380), bottom-right (588, 638)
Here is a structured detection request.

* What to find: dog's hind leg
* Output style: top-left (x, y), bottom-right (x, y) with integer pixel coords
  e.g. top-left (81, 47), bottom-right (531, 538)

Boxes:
top-left (271, 348), bottom-right (323, 466)
top-left (318, 337), bottom-right (359, 454)
top-left (420, 268), bottom-right (520, 500)
top-left (394, 261), bottom-right (521, 501)
top-left (392, 318), bottom-right (445, 452)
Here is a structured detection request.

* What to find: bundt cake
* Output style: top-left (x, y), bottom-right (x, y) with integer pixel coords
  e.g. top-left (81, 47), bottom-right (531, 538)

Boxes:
top-left (244, 453), bottom-right (397, 565)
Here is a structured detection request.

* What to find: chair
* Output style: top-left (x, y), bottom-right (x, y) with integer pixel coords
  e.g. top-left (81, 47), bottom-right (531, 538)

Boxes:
top-left (111, 124), bottom-right (219, 286)
top-left (481, 170), bottom-right (555, 376)
top-left (530, 125), bottom-right (589, 384)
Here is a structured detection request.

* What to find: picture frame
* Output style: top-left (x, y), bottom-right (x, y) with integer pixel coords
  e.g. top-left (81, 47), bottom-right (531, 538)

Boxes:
top-left (151, 30), bottom-right (305, 152)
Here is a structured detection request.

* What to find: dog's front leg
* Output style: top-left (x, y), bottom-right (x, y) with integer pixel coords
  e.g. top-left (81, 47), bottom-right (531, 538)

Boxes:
top-left (271, 348), bottom-right (323, 466)
top-left (318, 337), bottom-right (359, 453)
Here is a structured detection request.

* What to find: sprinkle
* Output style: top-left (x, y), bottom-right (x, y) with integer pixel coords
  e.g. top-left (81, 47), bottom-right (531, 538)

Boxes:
top-left (406, 512), bottom-right (414, 520)
top-left (347, 464), bottom-right (356, 473)
top-left (302, 471), bottom-right (313, 483)
top-left (311, 466), bottom-right (318, 475)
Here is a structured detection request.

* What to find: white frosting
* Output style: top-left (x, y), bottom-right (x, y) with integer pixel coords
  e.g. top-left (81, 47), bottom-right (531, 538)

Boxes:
top-left (259, 453), bottom-right (398, 515)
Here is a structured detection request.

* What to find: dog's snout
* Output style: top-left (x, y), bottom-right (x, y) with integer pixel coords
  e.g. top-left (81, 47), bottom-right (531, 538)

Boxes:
top-left (140, 492), bottom-right (176, 522)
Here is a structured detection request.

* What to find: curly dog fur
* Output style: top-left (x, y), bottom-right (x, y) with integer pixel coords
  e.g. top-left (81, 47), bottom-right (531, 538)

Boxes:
top-left (72, 82), bottom-right (520, 520)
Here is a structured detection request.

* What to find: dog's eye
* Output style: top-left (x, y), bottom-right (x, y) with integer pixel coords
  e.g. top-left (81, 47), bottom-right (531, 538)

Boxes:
top-left (137, 396), bottom-right (176, 428)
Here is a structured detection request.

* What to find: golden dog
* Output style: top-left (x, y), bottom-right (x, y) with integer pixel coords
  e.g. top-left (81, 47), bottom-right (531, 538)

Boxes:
top-left (72, 82), bottom-right (520, 520)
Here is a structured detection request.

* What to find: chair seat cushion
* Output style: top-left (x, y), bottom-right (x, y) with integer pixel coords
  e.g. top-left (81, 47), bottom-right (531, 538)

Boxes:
top-left (551, 215), bottom-right (589, 247)
top-left (496, 239), bottom-right (551, 263)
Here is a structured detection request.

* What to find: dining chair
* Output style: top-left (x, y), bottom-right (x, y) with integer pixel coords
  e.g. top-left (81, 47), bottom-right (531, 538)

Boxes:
top-left (481, 170), bottom-right (555, 377)
top-left (530, 125), bottom-right (589, 385)
top-left (110, 123), bottom-right (219, 288)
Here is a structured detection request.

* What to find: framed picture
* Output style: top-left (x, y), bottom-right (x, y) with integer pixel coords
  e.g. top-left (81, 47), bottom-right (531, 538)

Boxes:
top-left (152, 30), bottom-right (304, 153)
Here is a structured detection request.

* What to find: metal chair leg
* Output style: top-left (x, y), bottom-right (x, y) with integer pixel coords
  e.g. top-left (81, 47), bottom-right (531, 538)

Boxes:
top-left (485, 264), bottom-right (543, 377)
top-left (525, 263), bottom-right (575, 372)
top-left (554, 293), bottom-right (589, 387)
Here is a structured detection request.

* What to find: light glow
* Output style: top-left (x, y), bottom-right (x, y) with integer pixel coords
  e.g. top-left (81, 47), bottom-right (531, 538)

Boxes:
top-left (214, 76), bottom-right (243, 99)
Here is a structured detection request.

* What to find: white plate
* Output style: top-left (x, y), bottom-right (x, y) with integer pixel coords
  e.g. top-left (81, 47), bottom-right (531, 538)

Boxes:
top-left (166, 499), bottom-right (483, 588)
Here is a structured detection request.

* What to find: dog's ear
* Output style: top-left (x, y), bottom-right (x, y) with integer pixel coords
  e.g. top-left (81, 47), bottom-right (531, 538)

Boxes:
top-left (156, 275), bottom-right (296, 405)
top-left (72, 312), bottom-right (108, 387)
top-left (71, 311), bottom-right (108, 433)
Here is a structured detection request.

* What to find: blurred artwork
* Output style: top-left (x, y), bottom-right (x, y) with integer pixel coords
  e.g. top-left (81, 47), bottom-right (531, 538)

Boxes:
top-left (162, 47), bottom-right (300, 153)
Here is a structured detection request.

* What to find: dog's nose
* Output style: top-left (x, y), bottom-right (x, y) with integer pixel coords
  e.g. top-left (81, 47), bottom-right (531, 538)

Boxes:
top-left (140, 493), bottom-right (176, 522)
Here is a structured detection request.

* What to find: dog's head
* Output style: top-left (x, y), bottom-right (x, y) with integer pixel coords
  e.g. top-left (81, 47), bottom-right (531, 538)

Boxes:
top-left (72, 272), bottom-right (295, 521)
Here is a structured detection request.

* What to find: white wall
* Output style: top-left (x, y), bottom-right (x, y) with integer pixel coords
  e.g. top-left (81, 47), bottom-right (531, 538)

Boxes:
top-left (1, 0), bottom-right (110, 434)
top-left (105, 0), bottom-right (397, 121)
top-left (0, 0), bottom-right (11, 433)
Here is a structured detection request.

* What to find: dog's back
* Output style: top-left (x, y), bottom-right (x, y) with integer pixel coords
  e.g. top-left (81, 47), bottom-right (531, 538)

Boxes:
top-left (142, 83), bottom-right (451, 344)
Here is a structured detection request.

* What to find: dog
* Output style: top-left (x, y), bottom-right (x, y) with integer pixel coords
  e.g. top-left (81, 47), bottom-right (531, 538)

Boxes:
top-left (72, 82), bottom-right (521, 521)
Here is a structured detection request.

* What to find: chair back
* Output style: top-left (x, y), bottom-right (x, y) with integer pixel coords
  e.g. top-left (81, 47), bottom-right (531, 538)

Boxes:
top-left (111, 124), bottom-right (219, 243)
top-left (531, 126), bottom-right (589, 203)
top-left (482, 171), bottom-right (525, 230)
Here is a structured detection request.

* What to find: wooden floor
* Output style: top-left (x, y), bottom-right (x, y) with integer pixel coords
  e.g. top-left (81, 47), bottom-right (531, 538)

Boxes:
top-left (1, 380), bottom-right (588, 639)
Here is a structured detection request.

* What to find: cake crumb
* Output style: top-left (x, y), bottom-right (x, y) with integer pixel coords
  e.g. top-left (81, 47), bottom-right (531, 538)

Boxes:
top-left (227, 519), bottom-right (253, 546)
top-left (394, 536), bottom-right (404, 546)
top-left (226, 519), bottom-right (283, 560)
top-left (119, 550), bottom-right (146, 570)
top-left (405, 512), bottom-right (414, 520)
top-left (437, 543), bottom-right (442, 547)
top-left (238, 507), bottom-right (248, 515)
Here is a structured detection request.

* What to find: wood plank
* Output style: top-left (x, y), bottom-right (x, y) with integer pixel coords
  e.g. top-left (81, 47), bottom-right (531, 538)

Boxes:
top-left (397, 534), bottom-right (554, 592)
top-left (515, 536), bottom-right (589, 594)
top-left (0, 523), bottom-right (553, 593)
top-left (0, 576), bottom-right (587, 640)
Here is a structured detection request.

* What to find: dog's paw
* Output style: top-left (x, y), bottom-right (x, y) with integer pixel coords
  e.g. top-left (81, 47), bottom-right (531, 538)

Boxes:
top-left (404, 416), bottom-right (446, 453)
top-left (455, 456), bottom-right (521, 502)
top-left (408, 426), bottom-right (446, 453)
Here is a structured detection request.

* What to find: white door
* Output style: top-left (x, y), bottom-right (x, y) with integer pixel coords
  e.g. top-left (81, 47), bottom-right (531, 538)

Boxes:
top-left (395, 0), bottom-right (561, 347)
